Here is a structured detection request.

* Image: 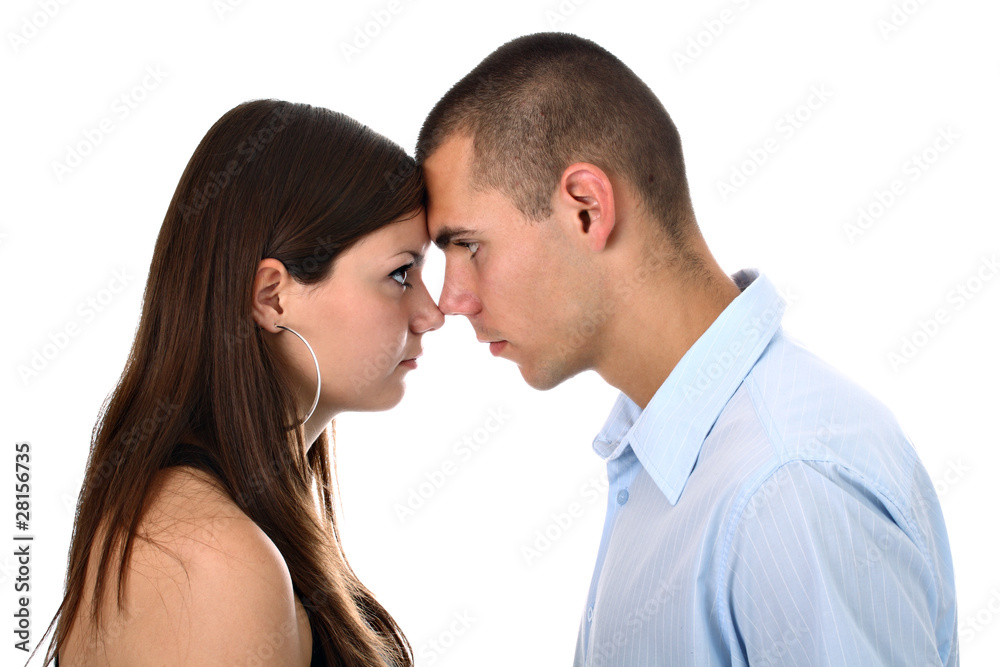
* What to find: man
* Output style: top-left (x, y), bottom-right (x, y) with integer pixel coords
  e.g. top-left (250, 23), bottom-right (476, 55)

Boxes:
top-left (416, 32), bottom-right (958, 666)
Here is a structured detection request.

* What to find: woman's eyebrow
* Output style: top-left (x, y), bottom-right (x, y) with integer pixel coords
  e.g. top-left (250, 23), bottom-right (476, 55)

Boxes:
top-left (396, 250), bottom-right (425, 267)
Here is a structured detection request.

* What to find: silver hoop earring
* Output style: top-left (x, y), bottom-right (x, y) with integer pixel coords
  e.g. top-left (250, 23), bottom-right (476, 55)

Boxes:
top-left (275, 324), bottom-right (321, 425)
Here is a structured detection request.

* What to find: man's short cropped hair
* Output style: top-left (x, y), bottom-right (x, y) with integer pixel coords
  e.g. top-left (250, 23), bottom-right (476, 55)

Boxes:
top-left (416, 31), bottom-right (697, 244)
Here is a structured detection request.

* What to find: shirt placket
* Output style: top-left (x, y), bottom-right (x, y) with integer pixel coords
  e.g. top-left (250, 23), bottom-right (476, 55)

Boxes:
top-left (582, 445), bottom-right (642, 664)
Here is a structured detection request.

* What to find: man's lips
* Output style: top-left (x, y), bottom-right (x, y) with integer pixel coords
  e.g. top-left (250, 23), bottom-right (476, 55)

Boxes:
top-left (476, 333), bottom-right (508, 356)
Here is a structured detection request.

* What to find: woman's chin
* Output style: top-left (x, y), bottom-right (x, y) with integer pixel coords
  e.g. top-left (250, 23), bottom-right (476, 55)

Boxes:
top-left (351, 381), bottom-right (406, 413)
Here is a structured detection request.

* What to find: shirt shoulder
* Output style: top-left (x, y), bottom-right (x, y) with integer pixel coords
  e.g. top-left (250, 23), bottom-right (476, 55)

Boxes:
top-left (740, 330), bottom-right (920, 502)
top-left (705, 331), bottom-right (944, 589)
top-left (707, 335), bottom-right (956, 663)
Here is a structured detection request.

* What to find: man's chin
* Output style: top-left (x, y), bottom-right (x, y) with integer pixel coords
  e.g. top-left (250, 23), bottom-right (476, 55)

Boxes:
top-left (517, 360), bottom-right (571, 392)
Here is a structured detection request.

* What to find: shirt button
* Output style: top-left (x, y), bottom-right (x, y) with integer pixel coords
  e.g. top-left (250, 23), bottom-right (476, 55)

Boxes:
top-left (587, 606), bottom-right (594, 622)
top-left (617, 489), bottom-right (629, 505)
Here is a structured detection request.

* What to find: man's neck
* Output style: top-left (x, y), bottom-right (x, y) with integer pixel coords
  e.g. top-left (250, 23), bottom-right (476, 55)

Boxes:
top-left (596, 244), bottom-right (742, 410)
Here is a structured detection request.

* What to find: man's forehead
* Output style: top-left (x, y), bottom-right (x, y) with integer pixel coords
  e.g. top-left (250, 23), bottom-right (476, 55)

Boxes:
top-left (424, 200), bottom-right (472, 244)
top-left (422, 135), bottom-right (477, 238)
top-left (423, 132), bottom-right (475, 181)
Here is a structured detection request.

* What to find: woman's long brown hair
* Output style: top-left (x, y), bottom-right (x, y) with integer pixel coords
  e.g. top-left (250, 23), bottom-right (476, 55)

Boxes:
top-left (38, 99), bottom-right (422, 666)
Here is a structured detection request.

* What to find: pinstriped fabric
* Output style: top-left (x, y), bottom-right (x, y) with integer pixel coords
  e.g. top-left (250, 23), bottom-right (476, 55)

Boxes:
top-left (573, 269), bottom-right (958, 666)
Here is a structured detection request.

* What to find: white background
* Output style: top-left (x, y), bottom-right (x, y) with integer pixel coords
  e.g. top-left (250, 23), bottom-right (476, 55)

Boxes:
top-left (3, 0), bottom-right (998, 665)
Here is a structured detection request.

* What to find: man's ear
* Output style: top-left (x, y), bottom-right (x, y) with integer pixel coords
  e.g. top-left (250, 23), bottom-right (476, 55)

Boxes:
top-left (556, 162), bottom-right (616, 252)
top-left (251, 258), bottom-right (291, 332)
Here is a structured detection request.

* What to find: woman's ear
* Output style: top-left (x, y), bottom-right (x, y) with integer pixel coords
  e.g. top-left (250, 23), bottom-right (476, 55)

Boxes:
top-left (557, 162), bottom-right (616, 252)
top-left (251, 258), bottom-right (290, 332)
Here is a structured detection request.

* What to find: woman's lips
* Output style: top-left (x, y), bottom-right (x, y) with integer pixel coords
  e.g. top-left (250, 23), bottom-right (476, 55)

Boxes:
top-left (399, 351), bottom-right (422, 369)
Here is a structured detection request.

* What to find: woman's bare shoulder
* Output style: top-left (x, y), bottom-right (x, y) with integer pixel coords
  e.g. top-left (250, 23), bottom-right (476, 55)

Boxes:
top-left (60, 466), bottom-right (312, 666)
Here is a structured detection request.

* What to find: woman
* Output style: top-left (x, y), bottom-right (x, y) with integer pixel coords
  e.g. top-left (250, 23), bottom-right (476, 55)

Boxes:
top-left (40, 99), bottom-right (444, 665)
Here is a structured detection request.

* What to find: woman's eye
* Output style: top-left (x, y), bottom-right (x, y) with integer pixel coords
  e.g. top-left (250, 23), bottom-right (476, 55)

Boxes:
top-left (390, 265), bottom-right (412, 289)
top-left (456, 241), bottom-right (480, 258)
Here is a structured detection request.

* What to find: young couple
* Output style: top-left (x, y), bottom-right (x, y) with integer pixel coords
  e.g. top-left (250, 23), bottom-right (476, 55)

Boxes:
top-left (47, 32), bottom-right (958, 666)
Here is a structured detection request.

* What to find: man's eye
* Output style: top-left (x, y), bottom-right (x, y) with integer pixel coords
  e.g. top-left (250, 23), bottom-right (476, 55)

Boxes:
top-left (455, 241), bottom-right (480, 258)
top-left (390, 265), bottom-right (412, 289)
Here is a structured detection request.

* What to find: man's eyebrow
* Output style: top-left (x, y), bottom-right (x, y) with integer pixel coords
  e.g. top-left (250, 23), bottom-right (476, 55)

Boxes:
top-left (433, 226), bottom-right (477, 249)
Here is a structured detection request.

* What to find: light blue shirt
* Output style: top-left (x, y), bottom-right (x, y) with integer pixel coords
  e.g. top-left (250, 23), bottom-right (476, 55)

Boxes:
top-left (574, 269), bottom-right (958, 666)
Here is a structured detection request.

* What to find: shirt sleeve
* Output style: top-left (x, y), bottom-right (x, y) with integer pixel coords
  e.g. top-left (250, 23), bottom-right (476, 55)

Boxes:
top-left (573, 605), bottom-right (587, 666)
top-left (718, 459), bottom-right (955, 666)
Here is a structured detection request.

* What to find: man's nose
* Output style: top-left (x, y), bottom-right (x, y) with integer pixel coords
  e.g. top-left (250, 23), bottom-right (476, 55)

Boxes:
top-left (438, 266), bottom-right (481, 317)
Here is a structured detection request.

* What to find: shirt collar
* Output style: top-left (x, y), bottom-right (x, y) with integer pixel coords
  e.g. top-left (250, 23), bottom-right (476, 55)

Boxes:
top-left (591, 268), bottom-right (785, 504)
